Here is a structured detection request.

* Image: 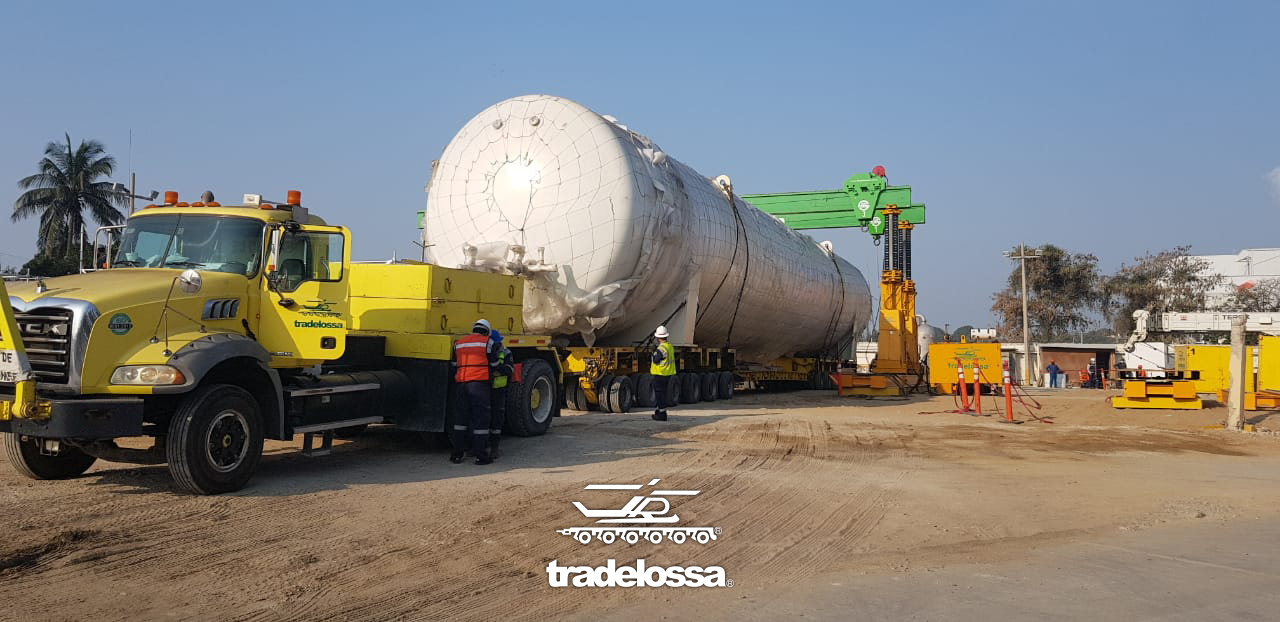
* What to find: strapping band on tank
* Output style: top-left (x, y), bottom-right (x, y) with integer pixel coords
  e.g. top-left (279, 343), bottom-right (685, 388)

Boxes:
top-left (723, 194), bottom-right (752, 350)
top-left (696, 178), bottom-right (750, 347)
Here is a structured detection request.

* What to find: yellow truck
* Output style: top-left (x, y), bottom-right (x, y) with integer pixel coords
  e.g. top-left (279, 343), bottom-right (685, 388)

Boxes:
top-left (0, 191), bottom-right (560, 494)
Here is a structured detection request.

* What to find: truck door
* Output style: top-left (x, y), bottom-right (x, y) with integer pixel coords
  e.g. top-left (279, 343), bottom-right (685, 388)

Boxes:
top-left (257, 224), bottom-right (350, 365)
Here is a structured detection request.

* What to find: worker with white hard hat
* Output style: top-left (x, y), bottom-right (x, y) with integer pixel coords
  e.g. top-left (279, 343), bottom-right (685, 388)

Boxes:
top-left (650, 325), bottom-right (677, 421)
top-left (451, 318), bottom-right (498, 464)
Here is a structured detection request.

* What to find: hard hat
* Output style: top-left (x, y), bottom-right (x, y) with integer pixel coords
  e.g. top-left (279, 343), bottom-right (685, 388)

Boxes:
top-left (473, 319), bottom-right (491, 334)
top-left (654, 325), bottom-right (669, 339)
top-left (490, 329), bottom-right (504, 343)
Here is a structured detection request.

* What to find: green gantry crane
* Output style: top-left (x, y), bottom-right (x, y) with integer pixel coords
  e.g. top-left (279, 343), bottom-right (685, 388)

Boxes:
top-left (742, 166), bottom-right (928, 395)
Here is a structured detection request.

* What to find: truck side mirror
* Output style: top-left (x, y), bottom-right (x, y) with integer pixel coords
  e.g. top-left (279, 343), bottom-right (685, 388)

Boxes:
top-left (265, 270), bottom-right (295, 308)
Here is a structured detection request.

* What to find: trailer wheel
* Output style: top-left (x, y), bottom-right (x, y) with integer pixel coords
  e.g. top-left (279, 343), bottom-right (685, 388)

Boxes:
top-left (166, 383), bottom-right (264, 495)
top-left (565, 378), bottom-right (589, 412)
top-left (718, 371), bottom-right (736, 399)
top-left (700, 372), bottom-right (718, 401)
top-left (607, 376), bottom-right (635, 413)
top-left (679, 373), bottom-right (701, 403)
top-left (597, 375), bottom-right (616, 412)
top-left (507, 359), bottom-right (556, 436)
top-left (634, 374), bottom-right (656, 407)
top-left (3, 434), bottom-right (97, 480)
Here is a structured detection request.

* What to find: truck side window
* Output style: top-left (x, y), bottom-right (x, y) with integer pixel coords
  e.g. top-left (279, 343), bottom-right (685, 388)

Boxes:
top-left (276, 231), bottom-right (345, 292)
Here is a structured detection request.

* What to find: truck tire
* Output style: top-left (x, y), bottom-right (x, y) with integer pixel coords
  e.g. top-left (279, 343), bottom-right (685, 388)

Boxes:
top-left (506, 359), bottom-right (556, 437)
top-left (634, 374), bottom-right (656, 407)
top-left (597, 375), bottom-right (616, 412)
top-left (700, 372), bottom-right (718, 401)
top-left (166, 384), bottom-right (264, 495)
top-left (679, 373), bottom-right (701, 404)
top-left (3, 433), bottom-right (97, 480)
top-left (565, 378), bottom-right (589, 412)
top-left (607, 376), bottom-right (635, 413)
top-left (718, 371), bottom-right (736, 400)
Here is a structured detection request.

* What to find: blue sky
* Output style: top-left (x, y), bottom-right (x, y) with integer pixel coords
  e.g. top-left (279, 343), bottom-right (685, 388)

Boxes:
top-left (1, 0), bottom-right (1277, 330)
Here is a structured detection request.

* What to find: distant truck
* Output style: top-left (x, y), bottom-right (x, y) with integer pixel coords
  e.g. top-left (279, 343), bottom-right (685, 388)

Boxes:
top-left (0, 191), bottom-right (561, 494)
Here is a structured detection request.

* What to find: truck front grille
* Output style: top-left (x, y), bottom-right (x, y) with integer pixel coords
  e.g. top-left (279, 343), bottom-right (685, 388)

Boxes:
top-left (15, 308), bottom-right (73, 384)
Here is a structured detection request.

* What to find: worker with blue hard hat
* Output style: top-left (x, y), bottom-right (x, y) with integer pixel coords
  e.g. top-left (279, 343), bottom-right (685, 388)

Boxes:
top-left (488, 329), bottom-right (514, 459)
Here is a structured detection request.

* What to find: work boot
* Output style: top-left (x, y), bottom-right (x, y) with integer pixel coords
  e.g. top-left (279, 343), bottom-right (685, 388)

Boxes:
top-left (449, 452), bottom-right (464, 464)
top-left (475, 456), bottom-right (494, 465)
top-left (652, 411), bottom-right (668, 422)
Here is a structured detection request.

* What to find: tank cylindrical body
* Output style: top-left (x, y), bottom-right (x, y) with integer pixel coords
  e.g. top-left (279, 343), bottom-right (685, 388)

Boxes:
top-left (423, 95), bottom-right (871, 361)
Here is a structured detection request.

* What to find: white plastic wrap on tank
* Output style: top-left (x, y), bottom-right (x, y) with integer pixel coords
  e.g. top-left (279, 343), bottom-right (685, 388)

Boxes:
top-left (423, 95), bottom-right (871, 361)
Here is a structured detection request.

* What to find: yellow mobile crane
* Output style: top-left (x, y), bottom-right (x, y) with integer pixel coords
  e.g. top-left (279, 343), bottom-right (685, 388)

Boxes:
top-left (743, 166), bottom-right (927, 396)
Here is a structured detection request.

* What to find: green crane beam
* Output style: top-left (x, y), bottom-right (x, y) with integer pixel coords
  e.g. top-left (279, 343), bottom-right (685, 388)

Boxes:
top-left (741, 170), bottom-right (924, 238)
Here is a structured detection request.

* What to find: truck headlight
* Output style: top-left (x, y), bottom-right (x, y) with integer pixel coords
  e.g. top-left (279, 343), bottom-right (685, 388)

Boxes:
top-left (110, 365), bottom-right (185, 385)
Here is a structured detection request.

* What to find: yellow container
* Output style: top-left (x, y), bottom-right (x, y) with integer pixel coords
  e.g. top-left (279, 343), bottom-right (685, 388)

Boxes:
top-left (1175, 344), bottom-right (1255, 395)
top-left (1258, 336), bottom-right (1280, 391)
top-left (347, 263), bottom-right (526, 361)
top-left (928, 342), bottom-right (1002, 394)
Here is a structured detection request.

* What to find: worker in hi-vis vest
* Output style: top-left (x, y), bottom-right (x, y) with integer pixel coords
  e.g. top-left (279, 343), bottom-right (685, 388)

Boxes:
top-left (650, 325), bottom-right (677, 421)
top-left (488, 329), bottom-right (514, 460)
top-left (451, 319), bottom-right (498, 465)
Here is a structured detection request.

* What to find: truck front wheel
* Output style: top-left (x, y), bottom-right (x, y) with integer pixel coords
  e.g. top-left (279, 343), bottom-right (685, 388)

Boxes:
top-left (3, 434), bottom-right (97, 480)
top-left (506, 359), bottom-right (556, 436)
top-left (166, 384), bottom-right (264, 495)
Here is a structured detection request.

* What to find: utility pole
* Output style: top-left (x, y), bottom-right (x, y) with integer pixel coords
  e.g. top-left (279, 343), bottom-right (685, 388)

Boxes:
top-left (1226, 315), bottom-right (1247, 430)
top-left (1004, 243), bottom-right (1041, 386)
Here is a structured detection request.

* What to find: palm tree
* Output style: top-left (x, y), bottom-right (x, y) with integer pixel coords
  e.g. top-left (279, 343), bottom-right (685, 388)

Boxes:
top-left (13, 134), bottom-right (127, 256)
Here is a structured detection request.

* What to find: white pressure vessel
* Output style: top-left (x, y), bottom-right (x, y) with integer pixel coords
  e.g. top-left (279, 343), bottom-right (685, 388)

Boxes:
top-left (423, 95), bottom-right (871, 361)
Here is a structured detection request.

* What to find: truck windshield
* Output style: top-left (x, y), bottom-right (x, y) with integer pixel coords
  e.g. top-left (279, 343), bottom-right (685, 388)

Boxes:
top-left (112, 214), bottom-right (266, 276)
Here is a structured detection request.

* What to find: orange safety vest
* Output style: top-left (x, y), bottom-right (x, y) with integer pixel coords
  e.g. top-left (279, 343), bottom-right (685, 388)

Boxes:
top-left (454, 334), bottom-right (492, 383)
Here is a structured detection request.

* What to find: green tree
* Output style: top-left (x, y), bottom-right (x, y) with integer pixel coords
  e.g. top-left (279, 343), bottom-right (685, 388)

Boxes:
top-left (1102, 246), bottom-right (1221, 334)
top-left (991, 244), bottom-right (1102, 341)
top-left (12, 134), bottom-right (127, 259)
top-left (1217, 278), bottom-right (1280, 312)
top-left (19, 253), bottom-right (82, 277)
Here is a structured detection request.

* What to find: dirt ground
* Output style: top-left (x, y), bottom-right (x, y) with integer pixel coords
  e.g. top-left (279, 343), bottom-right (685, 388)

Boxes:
top-left (3, 388), bottom-right (1280, 621)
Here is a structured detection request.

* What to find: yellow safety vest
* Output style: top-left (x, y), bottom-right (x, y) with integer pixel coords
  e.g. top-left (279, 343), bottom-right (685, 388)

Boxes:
top-left (492, 348), bottom-right (511, 389)
top-left (650, 342), bottom-right (676, 376)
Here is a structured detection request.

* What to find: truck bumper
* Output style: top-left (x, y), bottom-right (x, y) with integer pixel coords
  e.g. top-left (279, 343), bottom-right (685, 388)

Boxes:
top-left (0, 395), bottom-right (144, 439)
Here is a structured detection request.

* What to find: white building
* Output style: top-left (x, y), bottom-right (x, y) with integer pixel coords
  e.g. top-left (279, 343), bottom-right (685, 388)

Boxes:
top-left (1192, 248), bottom-right (1280, 306)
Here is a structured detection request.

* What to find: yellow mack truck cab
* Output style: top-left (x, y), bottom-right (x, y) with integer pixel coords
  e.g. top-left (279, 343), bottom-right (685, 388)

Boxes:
top-left (0, 191), bottom-right (561, 494)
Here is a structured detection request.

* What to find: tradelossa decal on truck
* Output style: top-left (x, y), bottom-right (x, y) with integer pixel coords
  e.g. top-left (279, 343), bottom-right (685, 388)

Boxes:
top-left (108, 313), bottom-right (133, 335)
top-left (294, 320), bottom-right (343, 329)
top-left (300, 300), bottom-right (342, 318)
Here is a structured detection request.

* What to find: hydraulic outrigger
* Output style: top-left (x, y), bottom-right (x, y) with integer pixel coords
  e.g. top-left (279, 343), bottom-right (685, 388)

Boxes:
top-left (743, 166), bottom-right (927, 396)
